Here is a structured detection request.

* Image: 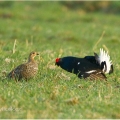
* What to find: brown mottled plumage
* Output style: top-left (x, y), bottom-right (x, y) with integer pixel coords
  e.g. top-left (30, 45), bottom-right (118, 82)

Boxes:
top-left (8, 51), bottom-right (39, 81)
top-left (85, 70), bottom-right (107, 80)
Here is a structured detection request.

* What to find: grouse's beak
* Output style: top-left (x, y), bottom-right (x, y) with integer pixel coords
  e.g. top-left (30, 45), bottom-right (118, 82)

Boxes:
top-left (55, 61), bottom-right (58, 66)
top-left (36, 53), bottom-right (39, 55)
top-left (55, 62), bottom-right (60, 66)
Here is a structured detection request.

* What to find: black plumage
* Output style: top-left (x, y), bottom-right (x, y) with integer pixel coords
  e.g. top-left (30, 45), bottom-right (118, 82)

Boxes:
top-left (55, 48), bottom-right (113, 80)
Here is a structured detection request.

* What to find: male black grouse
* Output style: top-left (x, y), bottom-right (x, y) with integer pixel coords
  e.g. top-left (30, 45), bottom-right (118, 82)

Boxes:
top-left (55, 48), bottom-right (113, 80)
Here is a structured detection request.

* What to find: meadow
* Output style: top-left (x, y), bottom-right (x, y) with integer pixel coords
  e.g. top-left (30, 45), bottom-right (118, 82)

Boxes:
top-left (0, 1), bottom-right (120, 119)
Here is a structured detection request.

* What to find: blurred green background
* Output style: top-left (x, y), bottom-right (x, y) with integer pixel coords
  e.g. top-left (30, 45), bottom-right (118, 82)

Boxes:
top-left (0, 1), bottom-right (120, 119)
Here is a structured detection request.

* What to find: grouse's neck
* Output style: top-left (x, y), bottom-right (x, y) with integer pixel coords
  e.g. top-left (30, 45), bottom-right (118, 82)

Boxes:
top-left (28, 56), bottom-right (36, 63)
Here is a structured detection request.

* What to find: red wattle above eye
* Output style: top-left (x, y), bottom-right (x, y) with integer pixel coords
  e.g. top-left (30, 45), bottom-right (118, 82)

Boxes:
top-left (56, 58), bottom-right (60, 63)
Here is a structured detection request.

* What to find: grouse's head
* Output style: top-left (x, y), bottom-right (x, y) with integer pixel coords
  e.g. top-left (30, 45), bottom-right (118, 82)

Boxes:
top-left (55, 58), bottom-right (62, 66)
top-left (55, 56), bottom-right (75, 67)
top-left (55, 56), bottom-right (77, 73)
top-left (29, 51), bottom-right (39, 61)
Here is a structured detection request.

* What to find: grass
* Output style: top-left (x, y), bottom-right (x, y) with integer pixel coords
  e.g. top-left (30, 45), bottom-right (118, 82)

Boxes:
top-left (0, 1), bottom-right (120, 119)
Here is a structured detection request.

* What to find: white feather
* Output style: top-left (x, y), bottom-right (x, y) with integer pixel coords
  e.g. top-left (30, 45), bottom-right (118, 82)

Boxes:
top-left (95, 48), bottom-right (112, 74)
top-left (85, 70), bottom-right (96, 73)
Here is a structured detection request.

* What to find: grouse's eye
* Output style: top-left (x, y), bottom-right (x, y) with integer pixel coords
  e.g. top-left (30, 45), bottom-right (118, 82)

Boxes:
top-left (32, 52), bottom-right (35, 54)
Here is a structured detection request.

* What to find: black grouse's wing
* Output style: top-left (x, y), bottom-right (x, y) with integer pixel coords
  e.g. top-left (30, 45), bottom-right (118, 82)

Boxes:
top-left (89, 72), bottom-right (107, 80)
top-left (78, 69), bottom-right (107, 80)
top-left (75, 58), bottom-right (107, 80)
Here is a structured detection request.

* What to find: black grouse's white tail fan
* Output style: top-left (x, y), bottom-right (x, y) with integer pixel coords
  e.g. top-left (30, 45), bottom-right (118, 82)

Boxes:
top-left (94, 48), bottom-right (113, 74)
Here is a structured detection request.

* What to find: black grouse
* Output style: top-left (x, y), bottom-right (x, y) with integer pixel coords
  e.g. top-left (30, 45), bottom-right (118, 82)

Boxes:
top-left (55, 48), bottom-right (113, 80)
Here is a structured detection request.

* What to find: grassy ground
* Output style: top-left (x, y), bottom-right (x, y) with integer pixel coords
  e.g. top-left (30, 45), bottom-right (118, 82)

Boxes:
top-left (0, 1), bottom-right (120, 119)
